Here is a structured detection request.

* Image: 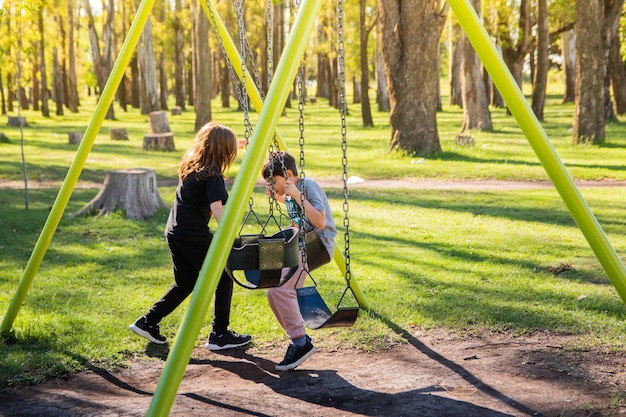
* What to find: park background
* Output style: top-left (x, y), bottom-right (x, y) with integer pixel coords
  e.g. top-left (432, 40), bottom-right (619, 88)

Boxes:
top-left (2, 0), bottom-right (626, 414)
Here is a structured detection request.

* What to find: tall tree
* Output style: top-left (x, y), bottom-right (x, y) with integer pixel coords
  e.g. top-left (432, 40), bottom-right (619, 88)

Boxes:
top-left (375, 46), bottom-right (388, 111)
top-left (460, 0), bottom-right (491, 133)
top-left (358, 0), bottom-right (376, 127)
top-left (448, 17), bottom-right (462, 107)
top-left (84, 0), bottom-right (114, 119)
top-left (488, 0), bottom-right (531, 94)
top-left (573, 0), bottom-right (604, 144)
top-left (561, 30), bottom-right (576, 103)
top-left (609, 26), bottom-right (626, 115)
top-left (193, 0), bottom-right (211, 130)
top-left (138, 15), bottom-right (159, 115)
top-left (531, 0), bottom-right (549, 121)
top-left (379, 0), bottom-right (447, 154)
top-left (66, 0), bottom-right (79, 112)
top-left (173, 0), bottom-right (186, 110)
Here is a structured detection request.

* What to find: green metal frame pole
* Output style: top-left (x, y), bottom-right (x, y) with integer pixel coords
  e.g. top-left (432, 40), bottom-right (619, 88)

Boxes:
top-left (200, 0), bottom-right (286, 148)
top-left (201, 0), bottom-right (370, 310)
top-left (1, 0), bottom-right (156, 335)
top-left (145, 0), bottom-right (323, 415)
top-left (448, 0), bottom-right (626, 302)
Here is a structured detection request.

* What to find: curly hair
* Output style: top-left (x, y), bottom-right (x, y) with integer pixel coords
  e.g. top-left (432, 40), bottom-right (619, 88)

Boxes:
top-left (179, 122), bottom-right (237, 181)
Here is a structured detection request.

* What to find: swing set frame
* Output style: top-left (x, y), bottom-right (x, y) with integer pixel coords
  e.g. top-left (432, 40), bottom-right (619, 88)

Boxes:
top-left (3, 0), bottom-right (626, 416)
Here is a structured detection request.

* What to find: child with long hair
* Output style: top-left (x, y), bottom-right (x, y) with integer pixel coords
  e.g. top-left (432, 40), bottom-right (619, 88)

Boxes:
top-left (130, 122), bottom-right (251, 350)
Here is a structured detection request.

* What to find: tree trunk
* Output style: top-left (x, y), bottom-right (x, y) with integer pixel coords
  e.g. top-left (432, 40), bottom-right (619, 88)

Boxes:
top-left (218, 47), bottom-right (230, 108)
top-left (375, 48), bottom-right (389, 111)
top-left (531, 0), bottom-right (548, 121)
top-left (194, 0), bottom-right (212, 131)
top-left (573, 0), bottom-right (605, 144)
top-left (53, 47), bottom-right (65, 116)
top-left (130, 55), bottom-right (140, 108)
top-left (460, 0), bottom-right (491, 133)
top-left (562, 30), bottom-right (576, 103)
top-left (31, 38), bottom-right (40, 112)
top-left (359, 0), bottom-right (374, 127)
top-left (159, 52), bottom-right (168, 110)
top-left (67, 0), bottom-right (80, 112)
top-left (174, 0), bottom-right (186, 110)
top-left (84, 0), bottom-right (114, 119)
top-left (317, 52), bottom-right (330, 99)
top-left (0, 69), bottom-right (6, 115)
top-left (74, 168), bottom-right (168, 220)
top-left (602, 0), bottom-right (623, 123)
top-left (353, 77), bottom-right (361, 104)
top-left (138, 16), bottom-right (159, 115)
top-left (448, 18), bottom-right (463, 107)
top-left (609, 32), bottom-right (626, 115)
top-left (379, 0), bottom-right (446, 154)
top-left (499, 0), bottom-right (531, 112)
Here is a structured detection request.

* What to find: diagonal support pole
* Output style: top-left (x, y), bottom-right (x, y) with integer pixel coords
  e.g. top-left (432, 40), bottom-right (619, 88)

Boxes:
top-left (448, 0), bottom-right (626, 303)
top-left (200, 0), bottom-right (370, 310)
top-left (1, 0), bottom-right (156, 335)
top-left (145, 0), bottom-right (324, 415)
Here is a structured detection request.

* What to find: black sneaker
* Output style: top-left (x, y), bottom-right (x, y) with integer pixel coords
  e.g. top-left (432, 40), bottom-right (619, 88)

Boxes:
top-left (129, 316), bottom-right (166, 344)
top-left (206, 330), bottom-right (252, 351)
top-left (275, 335), bottom-right (316, 371)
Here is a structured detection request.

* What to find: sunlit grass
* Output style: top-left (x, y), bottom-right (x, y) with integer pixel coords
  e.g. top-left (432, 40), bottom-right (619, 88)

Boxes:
top-left (2, 93), bottom-right (626, 387)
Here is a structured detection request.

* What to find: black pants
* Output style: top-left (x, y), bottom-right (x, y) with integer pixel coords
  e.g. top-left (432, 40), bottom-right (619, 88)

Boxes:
top-left (145, 236), bottom-right (233, 334)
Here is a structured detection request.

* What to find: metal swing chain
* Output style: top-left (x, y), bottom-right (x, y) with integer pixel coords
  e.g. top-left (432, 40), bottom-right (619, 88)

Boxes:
top-left (337, 0), bottom-right (352, 288)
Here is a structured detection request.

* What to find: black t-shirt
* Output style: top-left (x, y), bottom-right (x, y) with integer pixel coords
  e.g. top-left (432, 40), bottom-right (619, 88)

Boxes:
top-left (165, 174), bottom-right (228, 241)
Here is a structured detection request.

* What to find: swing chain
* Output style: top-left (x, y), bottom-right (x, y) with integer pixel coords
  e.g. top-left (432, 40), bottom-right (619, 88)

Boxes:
top-left (337, 0), bottom-right (351, 284)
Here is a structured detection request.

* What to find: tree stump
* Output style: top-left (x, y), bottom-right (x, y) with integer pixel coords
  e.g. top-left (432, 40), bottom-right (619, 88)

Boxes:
top-left (455, 135), bottom-right (475, 147)
top-left (143, 132), bottom-right (176, 151)
top-left (171, 106), bottom-right (182, 115)
top-left (68, 132), bottom-right (83, 144)
top-left (7, 116), bottom-right (27, 127)
top-left (74, 168), bottom-right (168, 220)
top-left (110, 128), bottom-right (129, 140)
top-left (149, 111), bottom-right (171, 133)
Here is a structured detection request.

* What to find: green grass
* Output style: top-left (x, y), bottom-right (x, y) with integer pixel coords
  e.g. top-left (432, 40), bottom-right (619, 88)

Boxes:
top-left (2, 94), bottom-right (626, 387)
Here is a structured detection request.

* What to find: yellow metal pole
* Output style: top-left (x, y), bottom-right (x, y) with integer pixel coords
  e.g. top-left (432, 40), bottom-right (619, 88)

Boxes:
top-left (1, 0), bottom-right (156, 335)
top-left (146, 0), bottom-right (324, 415)
top-left (448, 0), bottom-right (626, 303)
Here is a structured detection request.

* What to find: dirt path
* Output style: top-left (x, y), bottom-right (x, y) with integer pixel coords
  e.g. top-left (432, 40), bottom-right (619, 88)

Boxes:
top-left (2, 177), bottom-right (626, 191)
top-left (1, 330), bottom-right (624, 417)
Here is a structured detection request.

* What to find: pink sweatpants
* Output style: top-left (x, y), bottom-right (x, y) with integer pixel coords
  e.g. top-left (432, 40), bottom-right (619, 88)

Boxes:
top-left (266, 261), bottom-right (309, 340)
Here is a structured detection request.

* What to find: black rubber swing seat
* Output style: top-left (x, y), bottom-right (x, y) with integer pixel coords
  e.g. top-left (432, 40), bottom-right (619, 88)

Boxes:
top-left (296, 286), bottom-right (359, 329)
top-left (227, 227), bottom-right (300, 289)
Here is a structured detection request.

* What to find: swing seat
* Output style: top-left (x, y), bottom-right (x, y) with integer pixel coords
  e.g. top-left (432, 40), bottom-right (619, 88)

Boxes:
top-left (304, 230), bottom-right (331, 272)
top-left (296, 286), bottom-right (359, 329)
top-left (227, 227), bottom-right (300, 289)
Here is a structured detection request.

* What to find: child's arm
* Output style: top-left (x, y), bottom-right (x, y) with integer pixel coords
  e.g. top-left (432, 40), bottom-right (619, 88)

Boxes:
top-left (284, 178), bottom-right (326, 229)
top-left (210, 200), bottom-right (225, 224)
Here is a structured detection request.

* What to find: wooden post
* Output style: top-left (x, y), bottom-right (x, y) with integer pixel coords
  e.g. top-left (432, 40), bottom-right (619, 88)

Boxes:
top-left (7, 116), bottom-right (27, 127)
top-left (110, 128), bottom-right (129, 140)
top-left (68, 132), bottom-right (83, 144)
top-left (73, 168), bottom-right (168, 220)
top-left (149, 110), bottom-right (171, 133)
top-left (143, 132), bottom-right (176, 151)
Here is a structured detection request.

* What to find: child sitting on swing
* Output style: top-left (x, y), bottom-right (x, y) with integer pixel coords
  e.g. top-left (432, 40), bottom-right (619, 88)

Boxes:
top-left (261, 151), bottom-right (337, 371)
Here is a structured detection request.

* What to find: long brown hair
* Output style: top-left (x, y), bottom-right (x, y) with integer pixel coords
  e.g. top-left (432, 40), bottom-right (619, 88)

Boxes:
top-left (178, 122), bottom-right (237, 181)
